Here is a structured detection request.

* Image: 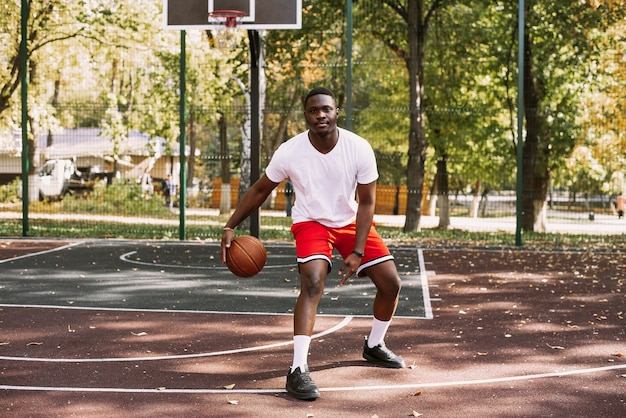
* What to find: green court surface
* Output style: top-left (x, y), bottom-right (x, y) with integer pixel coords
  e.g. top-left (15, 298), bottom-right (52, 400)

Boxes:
top-left (0, 240), bottom-right (431, 319)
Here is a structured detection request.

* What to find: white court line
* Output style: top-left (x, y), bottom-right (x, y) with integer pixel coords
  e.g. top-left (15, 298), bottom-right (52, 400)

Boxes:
top-left (1, 364), bottom-right (624, 394)
top-left (119, 250), bottom-right (292, 270)
top-left (0, 315), bottom-right (353, 363)
top-left (0, 241), bottom-right (83, 264)
top-left (417, 249), bottom-right (433, 319)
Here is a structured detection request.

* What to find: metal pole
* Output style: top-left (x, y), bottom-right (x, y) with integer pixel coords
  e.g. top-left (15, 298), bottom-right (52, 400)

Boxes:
top-left (179, 30), bottom-right (187, 240)
top-left (20, 0), bottom-right (29, 236)
top-left (248, 30), bottom-right (261, 238)
top-left (345, 0), bottom-right (353, 130)
top-left (515, 0), bottom-right (525, 246)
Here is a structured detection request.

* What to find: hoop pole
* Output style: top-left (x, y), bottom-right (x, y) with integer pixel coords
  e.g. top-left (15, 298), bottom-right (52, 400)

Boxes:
top-left (248, 30), bottom-right (261, 238)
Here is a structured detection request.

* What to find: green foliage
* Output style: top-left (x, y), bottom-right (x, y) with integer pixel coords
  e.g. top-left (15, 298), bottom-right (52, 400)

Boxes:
top-left (2, 0), bottom-right (625, 237)
top-left (0, 179), bottom-right (20, 203)
top-left (28, 180), bottom-right (172, 216)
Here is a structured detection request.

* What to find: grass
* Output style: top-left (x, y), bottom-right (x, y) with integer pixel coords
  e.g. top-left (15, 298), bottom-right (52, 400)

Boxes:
top-left (2, 216), bottom-right (625, 252)
top-left (1, 180), bottom-right (624, 250)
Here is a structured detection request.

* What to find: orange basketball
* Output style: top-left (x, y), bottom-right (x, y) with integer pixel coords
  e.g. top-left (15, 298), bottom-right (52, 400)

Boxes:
top-left (226, 235), bottom-right (267, 277)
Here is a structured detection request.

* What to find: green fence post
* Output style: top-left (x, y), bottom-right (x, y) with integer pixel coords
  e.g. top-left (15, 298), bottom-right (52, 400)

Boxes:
top-left (179, 30), bottom-right (187, 240)
top-left (20, 0), bottom-right (29, 237)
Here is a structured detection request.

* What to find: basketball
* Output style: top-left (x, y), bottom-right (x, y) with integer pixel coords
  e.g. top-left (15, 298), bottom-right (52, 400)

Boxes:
top-left (226, 235), bottom-right (267, 277)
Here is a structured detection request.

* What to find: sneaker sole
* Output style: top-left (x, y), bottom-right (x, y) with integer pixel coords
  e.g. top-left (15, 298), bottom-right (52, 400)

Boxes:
top-left (286, 387), bottom-right (320, 401)
top-left (363, 353), bottom-right (406, 369)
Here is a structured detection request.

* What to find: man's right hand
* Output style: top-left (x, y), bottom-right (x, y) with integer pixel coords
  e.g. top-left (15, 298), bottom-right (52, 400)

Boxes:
top-left (221, 228), bottom-right (235, 264)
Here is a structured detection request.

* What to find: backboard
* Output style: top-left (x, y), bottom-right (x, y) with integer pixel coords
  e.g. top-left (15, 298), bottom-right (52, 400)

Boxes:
top-left (163, 0), bottom-right (302, 30)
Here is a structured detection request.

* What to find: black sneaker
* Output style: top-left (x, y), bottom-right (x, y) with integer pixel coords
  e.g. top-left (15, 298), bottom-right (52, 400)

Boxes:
top-left (286, 365), bottom-right (320, 400)
top-left (363, 338), bottom-right (406, 369)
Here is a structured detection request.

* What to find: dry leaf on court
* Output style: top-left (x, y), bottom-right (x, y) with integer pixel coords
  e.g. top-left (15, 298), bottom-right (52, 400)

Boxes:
top-left (131, 331), bottom-right (148, 336)
top-left (411, 391), bottom-right (422, 396)
top-left (0, 342), bottom-right (9, 346)
top-left (227, 399), bottom-right (239, 405)
top-left (613, 353), bottom-right (623, 358)
top-left (27, 342), bottom-right (43, 346)
top-left (411, 411), bottom-right (423, 417)
top-left (223, 383), bottom-right (236, 389)
top-left (546, 343), bottom-right (565, 350)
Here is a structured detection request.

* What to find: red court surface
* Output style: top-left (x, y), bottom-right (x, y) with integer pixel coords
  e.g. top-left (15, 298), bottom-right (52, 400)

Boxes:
top-left (1, 239), bottom-right (625, 417)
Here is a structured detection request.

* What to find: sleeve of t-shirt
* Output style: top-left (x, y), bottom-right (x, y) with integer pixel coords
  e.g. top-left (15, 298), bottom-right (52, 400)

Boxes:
top-left (264, 145), bottom-right (287, 184)
top-left (357, 141), bottom-right (379, 184)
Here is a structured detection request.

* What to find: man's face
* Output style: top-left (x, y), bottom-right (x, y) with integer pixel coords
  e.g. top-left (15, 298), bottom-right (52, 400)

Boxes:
top-left (303, 94), bottom-right (339, 137)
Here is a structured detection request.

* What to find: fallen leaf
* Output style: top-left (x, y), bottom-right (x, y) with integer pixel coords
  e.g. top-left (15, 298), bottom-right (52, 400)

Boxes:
top-left (477, 352), bottom-right (488, 356)
top-left (27, 342), bottom-right (43, 346)
top-left (224, 383), bottom-right (236, 389)
top-left (227, 399), bottom-right (239, 405)
top-left (411, 411), bottom-right (423, 417)
top-left (0, 342), bottom-right (9, 346)
top-left (613, 353), bottom-right (624, 358)
top-left (546, 343), bottom-right (565, 350)
top-left (131, 331), bottom-right (148, 336)
top-left (411, 391), bottom-right (422, 396)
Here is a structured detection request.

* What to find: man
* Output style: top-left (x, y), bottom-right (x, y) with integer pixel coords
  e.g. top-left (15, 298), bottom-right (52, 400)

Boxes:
top-left (162, 174), bottom-right (176, 210)
top-left (221, 87), bottom-right (404, 401)
top-left (284, 178), bottom-right (294, 216)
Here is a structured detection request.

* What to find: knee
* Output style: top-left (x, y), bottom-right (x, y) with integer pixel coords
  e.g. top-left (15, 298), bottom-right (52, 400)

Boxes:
top-left (377, 275), bottom-right (402, 299)
top-left (300, 272), bottom-right (326, 300)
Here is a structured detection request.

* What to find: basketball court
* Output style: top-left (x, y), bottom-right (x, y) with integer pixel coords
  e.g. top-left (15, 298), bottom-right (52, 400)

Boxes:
top-left (0, 239), bottom-right (624, 417)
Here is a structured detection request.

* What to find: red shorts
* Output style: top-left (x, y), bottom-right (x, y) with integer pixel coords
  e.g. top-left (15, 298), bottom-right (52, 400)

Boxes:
top-left (290, 221), bottom-right (394, 277)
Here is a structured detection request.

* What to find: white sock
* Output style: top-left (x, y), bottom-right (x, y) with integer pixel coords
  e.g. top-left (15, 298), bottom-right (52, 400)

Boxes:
top-left (291, 335), bottom-right (311, 372)
top-left (367, 318), bottom-right (391, 348)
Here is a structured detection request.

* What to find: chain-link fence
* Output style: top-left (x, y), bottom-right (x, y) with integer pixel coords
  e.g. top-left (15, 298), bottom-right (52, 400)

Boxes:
top-left (1, 1), bottom-right (625, 241)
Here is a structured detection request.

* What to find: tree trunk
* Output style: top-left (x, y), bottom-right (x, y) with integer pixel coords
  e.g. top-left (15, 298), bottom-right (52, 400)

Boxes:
top-left (521, 27), bottom-right (549, 232)
top-left (219, 113), bottom-right (231, 215)
top-left (436, 155), bottom-right (450, 229)
top-left (187, 108), bottom-right (196, 190)
top-left (470, 180), bottom-right (481, 218)
top-left (403, 0), bottom-right (429, 232)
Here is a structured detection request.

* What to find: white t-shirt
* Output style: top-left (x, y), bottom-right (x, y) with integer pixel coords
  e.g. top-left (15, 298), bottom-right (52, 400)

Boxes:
top-left (265, 127), bottom-right (378, 228)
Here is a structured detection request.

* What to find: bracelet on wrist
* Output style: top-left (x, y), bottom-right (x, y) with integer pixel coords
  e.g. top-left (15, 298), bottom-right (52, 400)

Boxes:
top-left (223, 227), bottom-right (234, 231)
top-left (351, 249), bottom-right (365, 257)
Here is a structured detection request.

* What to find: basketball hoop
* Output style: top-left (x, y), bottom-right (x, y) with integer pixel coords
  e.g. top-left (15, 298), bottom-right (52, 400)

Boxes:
top-left (208, 10), bottom-right (245, 49)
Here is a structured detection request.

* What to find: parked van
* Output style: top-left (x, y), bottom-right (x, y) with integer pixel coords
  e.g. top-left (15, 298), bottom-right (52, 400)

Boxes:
top-left (37, 159), bottom-right (98, 201)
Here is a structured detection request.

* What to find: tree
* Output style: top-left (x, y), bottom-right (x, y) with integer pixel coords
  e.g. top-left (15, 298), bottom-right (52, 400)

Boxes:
top-left (354, 0), bottom-right (449, 232)
top-left (516, 1), bottom-right (611, 231)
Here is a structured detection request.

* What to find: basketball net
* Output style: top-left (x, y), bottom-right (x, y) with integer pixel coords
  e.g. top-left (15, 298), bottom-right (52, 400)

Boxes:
top-left (208, 10), bottom-right (245, 49)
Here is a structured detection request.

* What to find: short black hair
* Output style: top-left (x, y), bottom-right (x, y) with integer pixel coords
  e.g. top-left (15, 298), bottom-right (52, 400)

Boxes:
top-left (303, 87), bottom-right (336, 108)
